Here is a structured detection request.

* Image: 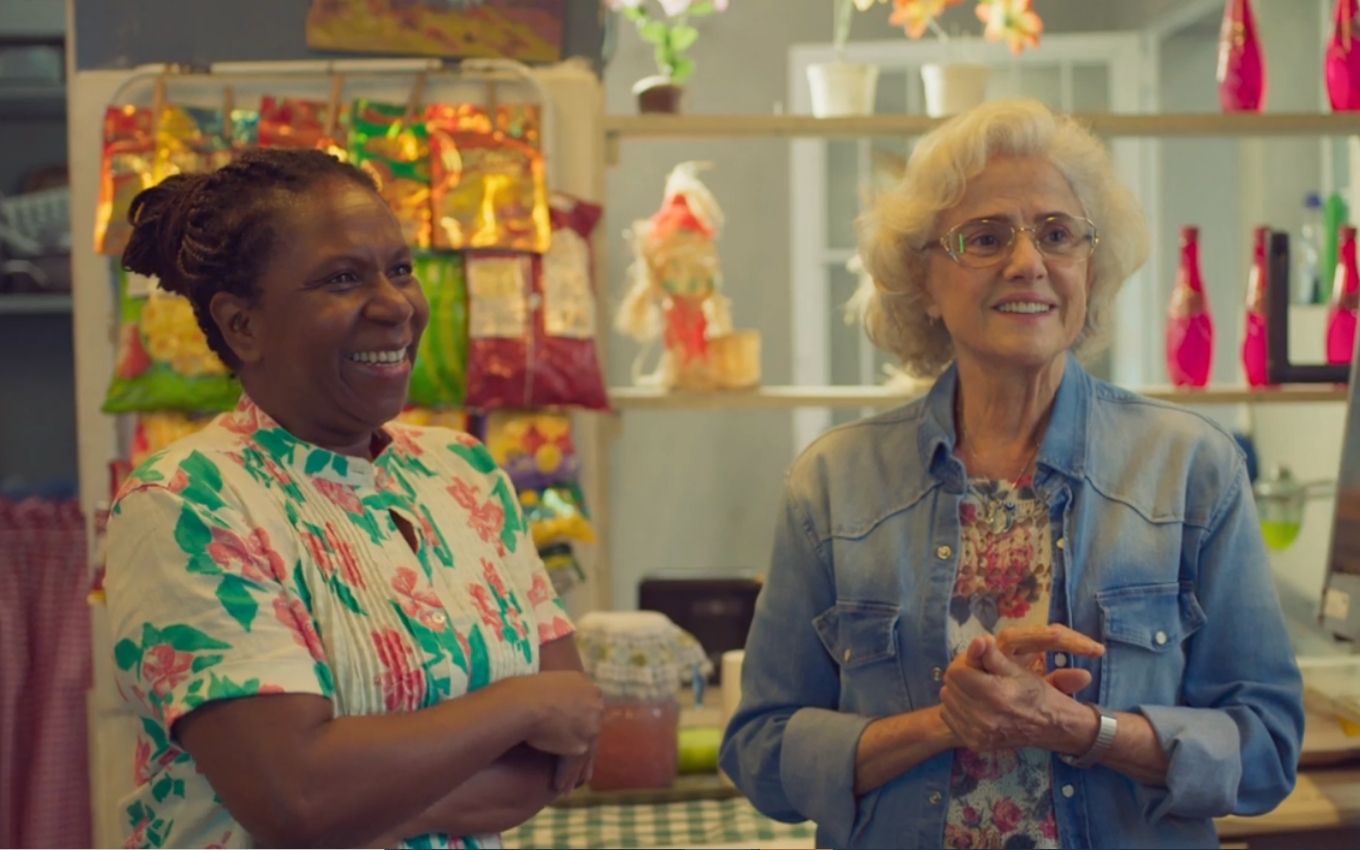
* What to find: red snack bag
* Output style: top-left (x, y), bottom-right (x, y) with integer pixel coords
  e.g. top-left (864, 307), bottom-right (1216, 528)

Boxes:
top-left (258, 95), bottom-right (347, 157)
top-left (464, 193), bottom-right (608, 410)
top-left (94, 105), bottom-right (156, 256)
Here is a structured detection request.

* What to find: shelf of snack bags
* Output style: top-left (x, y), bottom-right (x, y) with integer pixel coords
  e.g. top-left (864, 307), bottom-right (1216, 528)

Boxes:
top-left (81, 57), bottom-right (616, 612)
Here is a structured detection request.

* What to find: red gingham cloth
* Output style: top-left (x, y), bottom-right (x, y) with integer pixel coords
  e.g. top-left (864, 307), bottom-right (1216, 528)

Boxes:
top-left (0, 497), bottom-right (91, 849)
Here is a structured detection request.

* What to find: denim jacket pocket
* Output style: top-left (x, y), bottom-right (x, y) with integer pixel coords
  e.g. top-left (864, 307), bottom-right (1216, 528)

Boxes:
top-left (813, 600), bottom-right (909, 714)
top-left (1096, 582), bottom-right (1206, 709)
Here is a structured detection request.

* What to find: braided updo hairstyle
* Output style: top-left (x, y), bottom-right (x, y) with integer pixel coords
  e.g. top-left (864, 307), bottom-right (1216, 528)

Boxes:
top-left (121, 148), bottom-right (378, 368)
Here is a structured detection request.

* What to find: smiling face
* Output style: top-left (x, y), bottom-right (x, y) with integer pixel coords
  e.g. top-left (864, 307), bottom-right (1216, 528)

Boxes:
top-left (923, 154), bottom-right (1092, 378)
top-left (216, 177), bottom-right (429, 455)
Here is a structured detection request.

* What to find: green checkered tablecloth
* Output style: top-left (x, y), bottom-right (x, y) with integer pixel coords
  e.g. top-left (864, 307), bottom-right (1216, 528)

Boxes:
top-left (503, 796), bottom-right (816, 849)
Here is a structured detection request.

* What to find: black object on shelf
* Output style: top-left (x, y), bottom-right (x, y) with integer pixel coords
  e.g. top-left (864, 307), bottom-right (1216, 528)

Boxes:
top-left (638, 572), bottom-right (761, 686)
top-left (1267, 230), bottom-right (1351, 384)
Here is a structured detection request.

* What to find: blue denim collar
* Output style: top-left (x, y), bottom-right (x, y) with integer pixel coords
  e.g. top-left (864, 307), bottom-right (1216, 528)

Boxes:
top-left (917, 352), bottom-right (1090, 490)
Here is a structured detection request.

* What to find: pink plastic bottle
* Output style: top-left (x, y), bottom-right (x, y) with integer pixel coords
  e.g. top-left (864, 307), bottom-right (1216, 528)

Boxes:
top-left (1327, 0), bottom-right (1360, 111)
top-left (1327, 225), bottom-right (1359, 365)
top-left (1167, 227), bottom-right (1215, 387)
top-left (1242, 226), bottom-right (1272, 387)
top-left (1217, 0), bottom-right (1267, 112)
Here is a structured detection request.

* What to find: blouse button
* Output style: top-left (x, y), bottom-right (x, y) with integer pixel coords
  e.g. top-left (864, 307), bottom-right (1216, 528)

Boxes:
top-left (430, 611), bottom-right (448, 626)
top-left (935, 544), bottom-right (953, 560)
top-left (928, 791), bottom-right (943, 805)
top-left (1154, 630), bottom-right (1168, 646)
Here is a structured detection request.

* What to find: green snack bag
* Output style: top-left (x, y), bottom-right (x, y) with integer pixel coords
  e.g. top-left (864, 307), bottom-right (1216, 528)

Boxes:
top-left (348, 98), bottom-right (431, 248)
top-left (407, 252), bottom-right (468, 408)
top-left (102, 265), bottom-right (241, 414)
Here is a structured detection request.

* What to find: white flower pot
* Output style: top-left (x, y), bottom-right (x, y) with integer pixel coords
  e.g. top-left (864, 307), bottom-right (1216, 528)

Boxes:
top-left (806, 62), bottom-right (880, 118)
top-left (920, 63), bottom-right (992, 117)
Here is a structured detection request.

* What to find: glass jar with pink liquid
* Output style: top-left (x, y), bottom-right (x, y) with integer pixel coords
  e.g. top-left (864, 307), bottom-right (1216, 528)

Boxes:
top-left (574, 611), bottom-right (710, 792)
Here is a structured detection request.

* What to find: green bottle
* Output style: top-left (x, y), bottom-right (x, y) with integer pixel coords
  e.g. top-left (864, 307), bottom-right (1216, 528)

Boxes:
top-left (1322, 191), bottom-right (1350, 303)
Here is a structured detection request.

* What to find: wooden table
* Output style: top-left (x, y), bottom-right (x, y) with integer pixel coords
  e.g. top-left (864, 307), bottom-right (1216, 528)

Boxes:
top-left (1216, 767), bottom-right (1360, 847)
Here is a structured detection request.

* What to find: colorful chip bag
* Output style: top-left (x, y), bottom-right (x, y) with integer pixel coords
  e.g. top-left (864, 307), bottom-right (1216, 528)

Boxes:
top-left (102, 266), bottom-right (241, 414)
top-left (258, 95), bottom-right (347, 157)
top-left (349, 98), bottom-right (431, 248)
top-left (132, 411), bottom-right (217, 466)
top-left (94, 105), bottom-right (156, 256)
top-left (226, 108), bottom-right (260, 156)
top-left (407, 252), bottom-right (469, 409)
top-left (426, 102), bottom-right (549, 253)
top-left (483, 410), bottom-right (578, 492)
top-left (154, 104), bottom-right (232, 180)
top-left (464, 193), bottom-right (608, 410)
top-left (484, 409), bottom-right (593, 597)
top-left (521, 486), bottom-right (594, 596)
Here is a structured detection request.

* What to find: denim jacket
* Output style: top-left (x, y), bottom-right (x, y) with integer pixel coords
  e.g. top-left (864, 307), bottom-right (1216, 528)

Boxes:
top-left (720, 356), bottom-right (1304, 850)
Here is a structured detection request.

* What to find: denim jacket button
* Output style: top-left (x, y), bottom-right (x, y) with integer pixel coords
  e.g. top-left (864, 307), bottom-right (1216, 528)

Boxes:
top-left (1061, 784), bottom-right (1075, 798)
top-left (1056, 537), bottom-right (1066, 550)
top-left (931, 666), bottom-right (943, 682)
top-left (929, 791), bottom-right (942, 805)
top-left (1154, 630), bottom-right (1169, 646)
top-left (935, 544), bottom-right (953, 560)
top-left (843, 648), bottom-right (853, 663)
top-left (1053, 652), bottom-right (1068, 668)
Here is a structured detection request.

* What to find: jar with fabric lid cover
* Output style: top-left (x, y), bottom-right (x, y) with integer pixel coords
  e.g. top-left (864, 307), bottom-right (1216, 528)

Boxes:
top-left (575, 610), bottom-right (711, 791)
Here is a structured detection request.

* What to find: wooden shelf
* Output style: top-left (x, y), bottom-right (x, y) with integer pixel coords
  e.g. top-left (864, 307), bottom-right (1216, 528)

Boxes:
top-left (607, 383), bottom-right (1348, 411)
top-left (0, 293), bottom-right (71, 315)
top-left (604, 112), bottom-right (1360, 142)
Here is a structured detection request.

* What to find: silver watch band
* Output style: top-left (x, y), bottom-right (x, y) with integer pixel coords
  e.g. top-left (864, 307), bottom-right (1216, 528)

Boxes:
top-left (1064, 705), bottom-right (1117, 769)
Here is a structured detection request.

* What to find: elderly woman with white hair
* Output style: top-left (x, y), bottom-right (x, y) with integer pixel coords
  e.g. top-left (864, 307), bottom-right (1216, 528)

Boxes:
top-left (720, 99), bottom-right (1303, 850)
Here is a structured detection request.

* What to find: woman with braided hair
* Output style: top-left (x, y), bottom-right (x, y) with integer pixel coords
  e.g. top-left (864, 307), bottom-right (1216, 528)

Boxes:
top-left (104, 147), bottom-right (602, 849)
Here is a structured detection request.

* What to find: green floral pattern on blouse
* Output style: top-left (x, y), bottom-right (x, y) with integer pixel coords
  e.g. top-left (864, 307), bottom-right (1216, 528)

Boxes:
top-left (106, 396), bottom-right (572, 849)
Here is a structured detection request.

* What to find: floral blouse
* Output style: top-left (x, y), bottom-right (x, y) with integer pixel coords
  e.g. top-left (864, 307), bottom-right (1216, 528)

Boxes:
top-left (944, 476), bottom-right (1060, 850)
top-left (104, 396), bottom-right (573, 850)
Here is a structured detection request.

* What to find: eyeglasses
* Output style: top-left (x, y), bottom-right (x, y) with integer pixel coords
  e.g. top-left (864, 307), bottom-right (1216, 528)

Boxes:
top-left (930, 214), bottom-right (1100, 268)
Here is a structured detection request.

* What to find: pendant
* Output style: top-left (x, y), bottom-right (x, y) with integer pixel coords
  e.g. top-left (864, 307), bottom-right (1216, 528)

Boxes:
top-left (982, 498), bottom-right (1017, 534)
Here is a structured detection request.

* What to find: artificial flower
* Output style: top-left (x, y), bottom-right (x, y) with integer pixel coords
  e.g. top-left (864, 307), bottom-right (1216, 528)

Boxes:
top-left (656, 0), bottom-right (727, 15)
top-left (889, 0), bottom-right (963, 41)
top-left (610, 0), bottom-right (731, 83)
top-left (977, 0), bottom-right (1043, 54)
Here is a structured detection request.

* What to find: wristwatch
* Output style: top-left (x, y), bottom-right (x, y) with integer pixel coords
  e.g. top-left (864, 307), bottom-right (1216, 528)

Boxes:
top-left (1060, 704), bottom-right (1117, 769)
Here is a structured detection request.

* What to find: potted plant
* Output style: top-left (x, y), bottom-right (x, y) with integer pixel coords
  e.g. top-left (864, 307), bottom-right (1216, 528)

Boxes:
top-left (607, 0), bottom-right (730, 114)
top-left (807, 0), bottom-right (890, 118)
top-left (892, 0), bottom-right (1044, 116)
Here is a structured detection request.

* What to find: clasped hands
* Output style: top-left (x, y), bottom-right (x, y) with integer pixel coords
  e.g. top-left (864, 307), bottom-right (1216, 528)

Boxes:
top-left (938, 624), bottom-right (1105, 754)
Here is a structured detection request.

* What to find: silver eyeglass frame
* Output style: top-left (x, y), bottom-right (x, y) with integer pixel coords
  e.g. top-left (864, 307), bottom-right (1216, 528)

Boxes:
top-left (930, 214), bottom-right (1101, 268)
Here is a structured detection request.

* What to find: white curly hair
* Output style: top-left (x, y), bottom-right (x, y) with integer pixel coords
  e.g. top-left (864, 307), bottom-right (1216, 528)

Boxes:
top-left (852, 98), bottom-right (1150, 377)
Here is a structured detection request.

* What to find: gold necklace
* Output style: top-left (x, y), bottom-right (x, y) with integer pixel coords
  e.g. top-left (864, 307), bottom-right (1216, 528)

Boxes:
top-left (957, 423), bottom-right (1041, 535)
